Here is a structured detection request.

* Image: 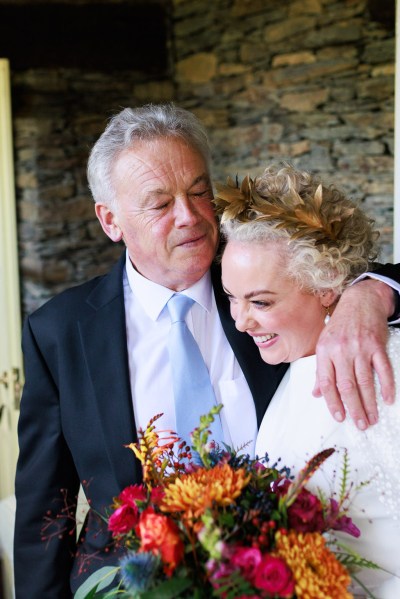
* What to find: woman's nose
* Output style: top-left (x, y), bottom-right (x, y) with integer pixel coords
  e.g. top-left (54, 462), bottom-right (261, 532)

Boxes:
top-left (232, 303), bottom-right (253, 333)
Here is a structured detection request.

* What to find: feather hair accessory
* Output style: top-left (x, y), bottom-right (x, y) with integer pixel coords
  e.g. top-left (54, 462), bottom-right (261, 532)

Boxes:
top-left (214, 174), bottom-right (356, 246)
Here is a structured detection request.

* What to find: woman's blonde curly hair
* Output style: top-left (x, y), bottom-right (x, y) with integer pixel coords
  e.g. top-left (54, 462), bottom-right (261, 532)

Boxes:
top-left (214, 163), bottom-right (379, 295)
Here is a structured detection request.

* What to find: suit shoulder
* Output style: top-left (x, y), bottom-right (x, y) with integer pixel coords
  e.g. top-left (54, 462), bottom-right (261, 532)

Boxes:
top-left (28, 275), bottom-right (105, 318)
top-left (25, 255), bottom-right (125, 327)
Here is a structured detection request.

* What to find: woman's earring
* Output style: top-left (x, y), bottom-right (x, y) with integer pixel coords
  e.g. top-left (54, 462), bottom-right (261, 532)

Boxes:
top-left (324, 305), bottom-right (331, 325)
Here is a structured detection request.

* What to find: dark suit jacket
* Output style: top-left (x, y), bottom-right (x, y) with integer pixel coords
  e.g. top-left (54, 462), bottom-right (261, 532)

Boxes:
top-left (13, 254), bottom-right (400, 598)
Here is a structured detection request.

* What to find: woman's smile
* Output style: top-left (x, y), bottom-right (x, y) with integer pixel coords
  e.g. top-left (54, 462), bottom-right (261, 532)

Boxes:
top-left (221, 240), bottom-right (326, 364)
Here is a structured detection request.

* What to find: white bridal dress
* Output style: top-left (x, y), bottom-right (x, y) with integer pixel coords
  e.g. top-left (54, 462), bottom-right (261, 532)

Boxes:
top-left (255, 328), bottom-right (400, 599)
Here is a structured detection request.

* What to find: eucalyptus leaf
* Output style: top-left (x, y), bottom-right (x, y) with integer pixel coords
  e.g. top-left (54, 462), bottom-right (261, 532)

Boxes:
top-left (74, 566), bottom-right (120, 599)
top-left (140, 576), bottom-right (192, 599)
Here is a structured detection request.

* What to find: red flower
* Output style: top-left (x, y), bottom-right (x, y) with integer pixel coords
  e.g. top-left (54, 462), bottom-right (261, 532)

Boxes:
top-left (287, 488), bottom-right (324, 533)
top-left (136, 507), bottom-right (184, 575)
top-left (231, 546), bottom-right (262, 582)
top-left (108, 504), bottom-right (140, 535)
top-left (253, 554), bottom-right (294, 597)
top-left (118, 484), bottom-right (146, 507)
top-left (150, 486), bottom-right (165, 505)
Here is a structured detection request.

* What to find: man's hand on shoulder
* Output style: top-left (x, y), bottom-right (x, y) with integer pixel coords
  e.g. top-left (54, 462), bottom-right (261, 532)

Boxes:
top-left (313, 278), bottom-right (395, 430)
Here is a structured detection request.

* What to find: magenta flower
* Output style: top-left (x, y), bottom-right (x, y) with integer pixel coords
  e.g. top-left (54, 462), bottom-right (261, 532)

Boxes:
top-left (108, 504), bottom-right (140, 535)
top-left (118, 484), bottom-right (146, 507)
top-left (287, 488), bottom-right (324, 532)
top-left (231, 545), bottom-right (262, 582)
top-left (253, 554), bottom-right (294, 597)
top-left (329, 499), bottom-right (361, 538)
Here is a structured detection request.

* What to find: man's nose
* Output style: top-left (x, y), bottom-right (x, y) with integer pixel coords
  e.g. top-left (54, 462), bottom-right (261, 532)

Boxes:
top-left (174, 196), bottom-right (199, 226)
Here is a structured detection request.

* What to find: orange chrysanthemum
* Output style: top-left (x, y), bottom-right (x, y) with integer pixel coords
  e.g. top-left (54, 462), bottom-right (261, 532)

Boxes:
top-left (274, 530), bottom-right (352, 599)
top-left (160, 463), bottom-right (250, 522)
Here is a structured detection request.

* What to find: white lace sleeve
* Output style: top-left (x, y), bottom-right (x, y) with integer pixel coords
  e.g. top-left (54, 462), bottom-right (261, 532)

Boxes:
top-left (348, 328), bottom-right (400, 519)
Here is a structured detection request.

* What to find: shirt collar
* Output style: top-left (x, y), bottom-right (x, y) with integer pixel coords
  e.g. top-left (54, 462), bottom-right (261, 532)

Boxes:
top-left (125, 250), bottom-right (213, 321)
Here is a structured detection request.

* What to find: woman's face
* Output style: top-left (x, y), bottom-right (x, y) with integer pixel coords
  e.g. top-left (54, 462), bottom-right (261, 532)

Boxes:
top-left (221, 240), bottom-right (327, 364)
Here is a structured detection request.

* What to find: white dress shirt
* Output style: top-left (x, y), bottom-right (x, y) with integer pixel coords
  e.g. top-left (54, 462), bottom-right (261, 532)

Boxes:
top-left (354, 272), bottom-right (400, 324)
top-left (123, 250), bottom-right (257, 455)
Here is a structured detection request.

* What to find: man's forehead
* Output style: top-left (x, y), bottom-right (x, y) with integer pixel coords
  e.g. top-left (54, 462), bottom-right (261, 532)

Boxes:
top-left (114, 140), bottom-right (210, 188)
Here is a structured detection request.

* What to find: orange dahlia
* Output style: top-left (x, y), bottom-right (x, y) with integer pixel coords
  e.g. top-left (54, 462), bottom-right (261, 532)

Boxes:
top-left (160, 463), bottom-right (250, 521)
top-left (274, 530), bottom-right (352, 599)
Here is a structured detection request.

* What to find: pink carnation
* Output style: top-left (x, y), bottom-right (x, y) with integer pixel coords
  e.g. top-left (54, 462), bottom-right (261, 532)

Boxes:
top-left (118, 484), bottom-right (146, 507)
top-left (108, 503), bottom-right (139, 535)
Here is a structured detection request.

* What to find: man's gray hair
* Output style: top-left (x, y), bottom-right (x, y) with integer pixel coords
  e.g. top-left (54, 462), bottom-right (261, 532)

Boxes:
top-left (87, 103), bottom-right (212, 210)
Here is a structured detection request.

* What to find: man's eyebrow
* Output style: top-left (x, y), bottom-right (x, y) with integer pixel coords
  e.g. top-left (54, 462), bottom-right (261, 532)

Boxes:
top-left (189, 173), bottom-right (211, 188)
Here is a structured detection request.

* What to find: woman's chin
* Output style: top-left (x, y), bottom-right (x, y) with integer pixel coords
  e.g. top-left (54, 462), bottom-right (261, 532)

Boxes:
top-left (259, 350), bottom-right (287, 365)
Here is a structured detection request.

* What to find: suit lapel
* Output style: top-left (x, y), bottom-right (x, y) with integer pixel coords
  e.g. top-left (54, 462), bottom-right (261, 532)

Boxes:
top-left (78, 254), bottom-right (142, 489)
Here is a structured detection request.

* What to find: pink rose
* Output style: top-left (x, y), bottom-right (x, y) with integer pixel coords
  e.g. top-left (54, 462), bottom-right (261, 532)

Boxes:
top-left (108, 503), bottom-right (139, 535)
top-left (231, 546), bottom-right (262, 582)
top-left (287, 488), bottom-right (324, 532)
top-left (253, 555), bottom-right (294, 597)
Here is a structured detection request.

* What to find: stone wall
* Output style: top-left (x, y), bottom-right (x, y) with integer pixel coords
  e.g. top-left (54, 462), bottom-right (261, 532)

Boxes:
top-left (5, 0), bottom-right (395, 316)
top-left (173, 0), bottom-right (394, 257)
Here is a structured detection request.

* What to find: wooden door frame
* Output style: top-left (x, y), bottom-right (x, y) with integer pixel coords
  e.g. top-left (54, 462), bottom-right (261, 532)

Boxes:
top-left (0, 58), bottom-right (23, 500)
top-left (395, 2), bottom-right (399, 261)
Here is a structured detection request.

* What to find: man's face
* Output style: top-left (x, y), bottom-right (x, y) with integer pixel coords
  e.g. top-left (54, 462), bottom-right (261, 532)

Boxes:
top-left (96, 137), bottom-right (219, 291)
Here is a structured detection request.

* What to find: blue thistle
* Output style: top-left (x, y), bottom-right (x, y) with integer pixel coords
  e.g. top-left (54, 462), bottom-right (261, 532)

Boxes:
top-left (119, 551), bottom-right (160, 593)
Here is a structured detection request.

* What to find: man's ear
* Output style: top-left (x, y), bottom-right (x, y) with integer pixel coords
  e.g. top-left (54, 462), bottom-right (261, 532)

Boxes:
top-left (319, 289), bottom-right (339, 308)
top-left (95, 203), bottom-right (123, 243)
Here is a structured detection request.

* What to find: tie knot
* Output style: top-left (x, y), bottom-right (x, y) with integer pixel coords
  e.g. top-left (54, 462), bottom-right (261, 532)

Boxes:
top-left (167, 294), bottom-right (195, 323)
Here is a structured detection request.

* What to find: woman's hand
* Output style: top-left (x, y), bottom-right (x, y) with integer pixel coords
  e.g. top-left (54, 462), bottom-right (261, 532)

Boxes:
top-left (313, 278), bottom-right (395, 429)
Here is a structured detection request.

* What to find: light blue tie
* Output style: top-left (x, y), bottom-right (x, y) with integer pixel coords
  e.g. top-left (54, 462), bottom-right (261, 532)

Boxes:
top-left (167, 293), bottom-right (224, 447)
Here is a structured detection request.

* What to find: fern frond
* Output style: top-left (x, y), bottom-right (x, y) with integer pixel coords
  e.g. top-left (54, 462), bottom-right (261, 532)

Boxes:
top-left (338, 448), bottom-right (350, 501)
top-left (336, 552), bottom-right (381, 571)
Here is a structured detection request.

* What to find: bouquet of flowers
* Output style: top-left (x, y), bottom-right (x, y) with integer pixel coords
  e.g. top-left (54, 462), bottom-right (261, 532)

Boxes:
top-left (75, 406), bottom-right (377, 599)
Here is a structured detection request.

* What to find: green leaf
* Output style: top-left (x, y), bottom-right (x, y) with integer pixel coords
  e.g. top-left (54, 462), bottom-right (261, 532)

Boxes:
top-left (350, 573), bottom-right (378, 599)
top-left (74, 567), bottom-right (120, 599)
top-left (140, 576), bottom-right (192, 599)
